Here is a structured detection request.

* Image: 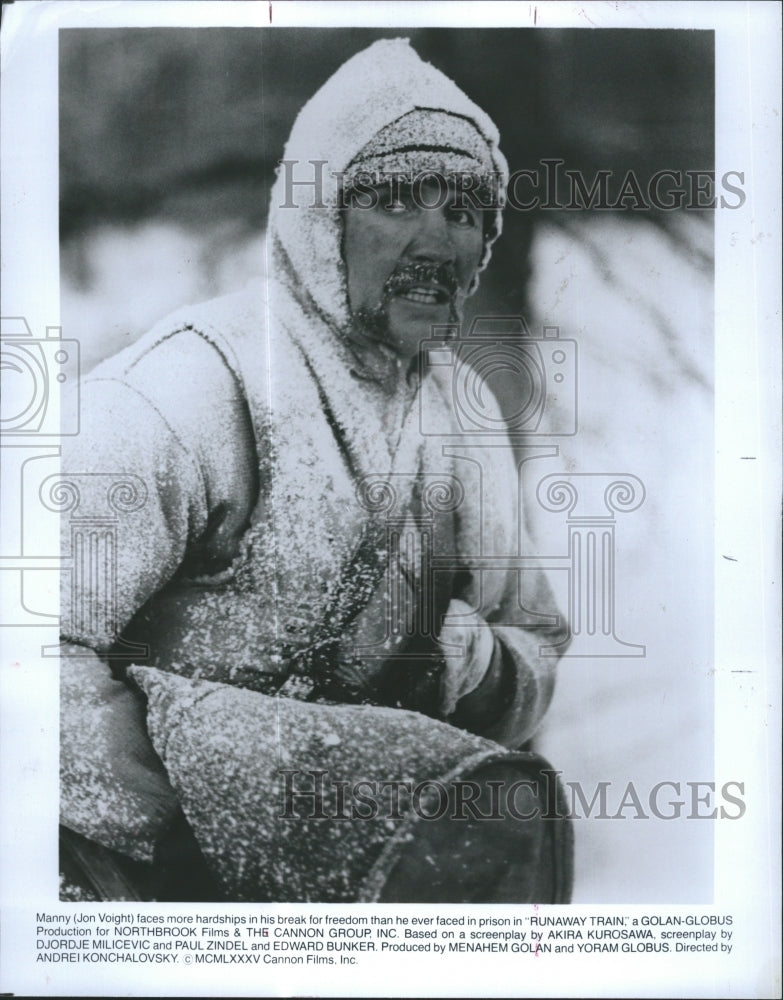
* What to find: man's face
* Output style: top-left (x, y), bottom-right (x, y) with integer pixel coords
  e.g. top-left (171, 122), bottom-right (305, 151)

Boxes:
top-left (342, 178), bottom-right (485, 363)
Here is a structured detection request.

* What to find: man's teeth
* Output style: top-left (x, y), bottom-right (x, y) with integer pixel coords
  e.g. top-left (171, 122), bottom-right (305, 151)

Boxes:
top-left (399, 286), bottom-right (442, 304)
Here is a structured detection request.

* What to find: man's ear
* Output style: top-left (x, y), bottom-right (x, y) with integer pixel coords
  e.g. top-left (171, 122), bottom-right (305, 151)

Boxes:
top-left (482, 210), bottom-right (495, 240)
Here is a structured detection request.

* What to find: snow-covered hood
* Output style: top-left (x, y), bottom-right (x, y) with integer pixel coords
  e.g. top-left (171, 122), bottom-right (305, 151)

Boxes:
top-left (267, 38), bottom-right (509, 334)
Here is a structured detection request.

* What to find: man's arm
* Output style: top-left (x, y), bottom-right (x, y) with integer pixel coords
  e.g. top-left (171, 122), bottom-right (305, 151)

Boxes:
top-left (60, 330), bottom-right (256, 858)
top-left (427, 369), bottom-right (568, 748)
top-left (443, 576), bottom-right (565, 748)
top-left (60, 646), bottom-right (181, 862)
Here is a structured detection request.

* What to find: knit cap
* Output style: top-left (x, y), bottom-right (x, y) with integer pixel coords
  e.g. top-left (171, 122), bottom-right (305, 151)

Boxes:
top-left (346, 109), bottom-right (499, 185)
top-left (269, 38), bottom-right (509, 329)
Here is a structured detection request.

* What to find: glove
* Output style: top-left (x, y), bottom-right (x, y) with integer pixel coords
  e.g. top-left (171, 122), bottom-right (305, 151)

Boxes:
top-left (437, 599), bottom-right (496, 717)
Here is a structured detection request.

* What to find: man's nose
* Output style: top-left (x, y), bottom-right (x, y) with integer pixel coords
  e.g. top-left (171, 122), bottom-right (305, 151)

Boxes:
top-left (407, 207), bottom-right (455, 263)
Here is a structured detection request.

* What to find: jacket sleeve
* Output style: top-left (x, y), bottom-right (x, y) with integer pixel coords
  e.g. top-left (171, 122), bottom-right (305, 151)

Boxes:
top-left (439, 378), bottom-right (569, 749)
top-left (59, 330), bottom-right (255, 859)
top-left (449, 557), bottom-right (566, 749)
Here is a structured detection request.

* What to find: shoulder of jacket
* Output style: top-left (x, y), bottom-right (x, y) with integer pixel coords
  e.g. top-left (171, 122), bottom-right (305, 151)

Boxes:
top-left (87, 281), bottom-right (268, 390)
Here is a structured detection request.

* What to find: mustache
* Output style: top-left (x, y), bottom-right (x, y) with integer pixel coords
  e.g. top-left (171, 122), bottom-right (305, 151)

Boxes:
top-left (382, 261), bottom-right (459, 299)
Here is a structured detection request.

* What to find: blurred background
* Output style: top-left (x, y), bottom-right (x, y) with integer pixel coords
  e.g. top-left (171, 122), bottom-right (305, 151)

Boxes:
top-left (60, 27), bottom-right (715, 902)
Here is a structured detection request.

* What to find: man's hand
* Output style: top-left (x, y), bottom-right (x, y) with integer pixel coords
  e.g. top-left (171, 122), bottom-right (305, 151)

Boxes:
top-left (437, 599), bottom-right (495, 717)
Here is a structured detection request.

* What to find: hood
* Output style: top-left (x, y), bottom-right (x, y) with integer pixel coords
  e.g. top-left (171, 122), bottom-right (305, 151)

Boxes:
top-left (267, 38), bottom-right (509, 335)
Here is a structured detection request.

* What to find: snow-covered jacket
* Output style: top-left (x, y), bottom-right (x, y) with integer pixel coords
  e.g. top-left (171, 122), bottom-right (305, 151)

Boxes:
top-left (59, 39), bottom-right (569, 899)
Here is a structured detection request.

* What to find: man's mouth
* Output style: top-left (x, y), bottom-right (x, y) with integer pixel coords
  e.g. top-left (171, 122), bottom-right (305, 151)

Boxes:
top-left (383, 262), bottom-right (459, 306)
top-left (396, 284), bottom-right (450, 305)
top-left (350, 260), bottom-right (463, 357)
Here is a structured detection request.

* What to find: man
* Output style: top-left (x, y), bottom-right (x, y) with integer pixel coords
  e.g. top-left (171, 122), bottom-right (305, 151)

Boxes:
top-left (59, 38), bottom-right (571, 902)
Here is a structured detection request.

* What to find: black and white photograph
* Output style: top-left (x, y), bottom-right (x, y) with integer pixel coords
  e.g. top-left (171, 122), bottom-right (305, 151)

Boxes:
top-left (0, 2), bottom-right (780, 997)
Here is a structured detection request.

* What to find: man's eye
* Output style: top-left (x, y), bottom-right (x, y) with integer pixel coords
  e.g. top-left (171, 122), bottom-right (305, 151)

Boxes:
top-left (449, 208), bottom-right (478, 227)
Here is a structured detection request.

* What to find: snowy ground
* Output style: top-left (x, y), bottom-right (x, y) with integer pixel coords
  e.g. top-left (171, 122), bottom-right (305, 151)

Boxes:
top-left (61, 209), bottom-right (715, 903)
top-left (526, 214), bottom-right (714, 903)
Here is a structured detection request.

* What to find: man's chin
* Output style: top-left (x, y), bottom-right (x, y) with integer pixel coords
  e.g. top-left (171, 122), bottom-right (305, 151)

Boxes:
top-left (385, 296), bottom-right (454, 358)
